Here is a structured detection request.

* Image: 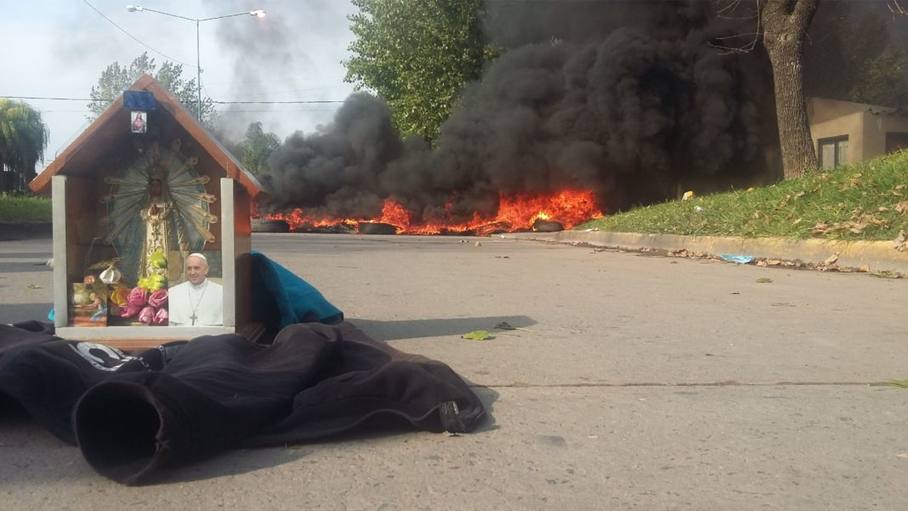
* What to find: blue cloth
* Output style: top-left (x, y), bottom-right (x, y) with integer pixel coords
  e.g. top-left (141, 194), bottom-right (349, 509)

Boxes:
top-left (123, 91), bottom-right (157, 111)
top-left (250, 252), bottom-right (343, 331)
top-left (719, 254), bottom-right (755, 264)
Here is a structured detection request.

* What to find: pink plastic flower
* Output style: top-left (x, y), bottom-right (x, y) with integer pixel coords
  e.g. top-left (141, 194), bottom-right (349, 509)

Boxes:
top-left (148, 288), bottom-right (168, 309)
top-left (153, 307), bottom-right (168, 325)
top-left (127, 287), bottom-right (148, 307)
top-left (120, 303), bottom-right (143, 319)
top-left (138, 306), bottom-right (155, 325)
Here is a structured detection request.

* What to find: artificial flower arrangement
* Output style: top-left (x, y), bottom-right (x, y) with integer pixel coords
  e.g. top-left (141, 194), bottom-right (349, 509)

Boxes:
top-left (118, 250), bottom-right (169, 326)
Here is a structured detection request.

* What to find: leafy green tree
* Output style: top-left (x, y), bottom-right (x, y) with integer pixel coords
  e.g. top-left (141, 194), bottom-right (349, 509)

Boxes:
top-left (237, 122), bottom-right (280, 177)
top-left (344, 0), bottom-right (494, 140)
top-left (805, 4), bottom-right (908, 109)
top-left (848, 48), bottom-right (908, 108)
top-left (0, 99), bottom-right (48, 193)
top-left (87, 52), bottom-right (215, 124)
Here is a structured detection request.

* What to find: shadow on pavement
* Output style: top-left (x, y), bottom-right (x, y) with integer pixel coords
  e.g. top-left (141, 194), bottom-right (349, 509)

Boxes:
top-left (151, 447), bottom-right (311, 485)
top-left (470, 385), bottom-right (500, 433)
top-left (349, 316), bottom-right (536, 341)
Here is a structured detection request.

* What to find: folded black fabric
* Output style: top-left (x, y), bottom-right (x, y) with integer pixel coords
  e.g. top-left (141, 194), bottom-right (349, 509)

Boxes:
top-left (248, 323), bottom-right (487, 445)
top-left (0, 321), bottom-right (485, 485)
top-left (0, 322), bottom-right (155, 443)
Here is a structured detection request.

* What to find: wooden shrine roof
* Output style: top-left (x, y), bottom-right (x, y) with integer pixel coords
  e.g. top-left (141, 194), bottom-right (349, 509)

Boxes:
top-left (29, 74), bottom-right (263, 198)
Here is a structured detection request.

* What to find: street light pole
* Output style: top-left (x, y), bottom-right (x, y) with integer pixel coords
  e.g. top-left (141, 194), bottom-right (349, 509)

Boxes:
top-left (196, 19), bottom-right (201, 120)
top-left (126, 5), bottom-right (266, 121)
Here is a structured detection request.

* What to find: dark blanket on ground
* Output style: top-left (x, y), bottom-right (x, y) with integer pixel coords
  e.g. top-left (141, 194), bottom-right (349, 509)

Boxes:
top-left (0, 321), bottom-right (486, 485)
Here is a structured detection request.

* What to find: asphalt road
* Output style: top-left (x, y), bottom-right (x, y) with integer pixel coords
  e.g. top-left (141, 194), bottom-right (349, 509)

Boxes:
top-left (1, 234), bottom-right (907, 510)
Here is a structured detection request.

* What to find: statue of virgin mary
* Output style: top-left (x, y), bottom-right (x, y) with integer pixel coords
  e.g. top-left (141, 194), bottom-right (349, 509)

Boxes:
top-left (138, 171), bottom-right (173, 278)
top-left (104, 140), bottom-right (218, 286)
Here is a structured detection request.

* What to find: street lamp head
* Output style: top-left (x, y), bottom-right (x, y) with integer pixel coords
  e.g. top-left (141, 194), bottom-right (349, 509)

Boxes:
top-left (249, 9), bottom-right (266, 18)
top-left (126, 5), bottom-right (144, 12)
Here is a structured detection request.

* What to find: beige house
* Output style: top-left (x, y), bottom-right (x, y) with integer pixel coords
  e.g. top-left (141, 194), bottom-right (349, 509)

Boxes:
top-left (808, 97), bottom-right (908, 170)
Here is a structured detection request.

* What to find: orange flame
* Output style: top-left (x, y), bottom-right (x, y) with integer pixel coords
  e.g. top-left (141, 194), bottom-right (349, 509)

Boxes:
top-left (265, 188), bottom-right (602, 235)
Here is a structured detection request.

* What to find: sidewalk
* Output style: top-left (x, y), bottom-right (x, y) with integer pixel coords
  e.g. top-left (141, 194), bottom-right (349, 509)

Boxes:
top-left (503, 230), bottom-right (908, 274)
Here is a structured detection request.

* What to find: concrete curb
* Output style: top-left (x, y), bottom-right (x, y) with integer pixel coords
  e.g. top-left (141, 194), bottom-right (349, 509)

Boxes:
top-left (501, 230), bottom-right (908, 274)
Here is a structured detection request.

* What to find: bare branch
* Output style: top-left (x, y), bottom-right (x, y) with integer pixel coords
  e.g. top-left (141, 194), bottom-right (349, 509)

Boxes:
top-left (710, 0), bottom-right (762, 54)
top-left (890, 0), bottom-right (908, 15)
top-left (716, 0), bottom-right (759, 19)
top-left (716, 0), bottom-right (745, 17)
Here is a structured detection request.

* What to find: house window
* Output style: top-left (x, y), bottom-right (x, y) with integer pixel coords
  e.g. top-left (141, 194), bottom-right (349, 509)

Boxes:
top-left (818, 136), bottom-right (848, 170)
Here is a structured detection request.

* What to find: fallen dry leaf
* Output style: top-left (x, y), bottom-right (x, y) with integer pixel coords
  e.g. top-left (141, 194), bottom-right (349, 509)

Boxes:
top-left (823, 254), bottom-right (839, 265)
top-left (895, 201), bottom-right (908, 214)
top-left (871, 270), bottom-right (904, 279)
top-left (894, 230), bottom-right (907, 252)
top-left (848, 223), bottom-right (866, 234)
top-left (811, 222), bottom-right (831, 235)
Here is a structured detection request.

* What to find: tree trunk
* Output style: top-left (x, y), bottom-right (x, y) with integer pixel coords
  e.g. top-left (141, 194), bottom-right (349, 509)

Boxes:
top-left (761, 0), bottom-right (818, 179)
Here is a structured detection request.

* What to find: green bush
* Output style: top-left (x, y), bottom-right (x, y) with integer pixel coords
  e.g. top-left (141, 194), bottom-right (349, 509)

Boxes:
top-left (0, 194), bottom-right (52, 223)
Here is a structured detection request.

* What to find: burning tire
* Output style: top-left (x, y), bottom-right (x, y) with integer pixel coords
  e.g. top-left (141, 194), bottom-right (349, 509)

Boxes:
top-left (532, 219), bottom-right (564, 232)
top-left (358, 222), bottom-right (398, 235)
top-left (252, 219), bottom-right (290, 233)
top-left (292, 223), bottom-right (356, 234)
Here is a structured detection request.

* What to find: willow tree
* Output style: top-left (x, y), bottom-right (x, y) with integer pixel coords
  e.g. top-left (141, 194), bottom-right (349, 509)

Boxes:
top-left (0, 99), bottom-right (48, 192)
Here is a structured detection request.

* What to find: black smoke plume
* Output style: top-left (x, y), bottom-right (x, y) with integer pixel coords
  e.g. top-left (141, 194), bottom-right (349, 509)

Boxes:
top-left (264, 1), bottom-right (777, 221)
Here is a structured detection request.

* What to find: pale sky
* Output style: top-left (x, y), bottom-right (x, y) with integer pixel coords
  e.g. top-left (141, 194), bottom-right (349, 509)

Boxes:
top-left (0, 0), bottom-right (357, 171)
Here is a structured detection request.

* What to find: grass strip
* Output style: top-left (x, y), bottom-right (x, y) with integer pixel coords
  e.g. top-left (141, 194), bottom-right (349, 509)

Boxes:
top-left (580, 150), bottom-right (908, 241)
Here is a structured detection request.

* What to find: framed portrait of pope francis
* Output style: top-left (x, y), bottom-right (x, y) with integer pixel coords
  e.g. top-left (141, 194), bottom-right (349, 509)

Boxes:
top-left (167, 253), bottom-right (224, 326)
